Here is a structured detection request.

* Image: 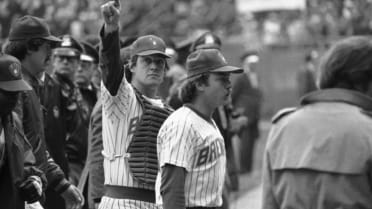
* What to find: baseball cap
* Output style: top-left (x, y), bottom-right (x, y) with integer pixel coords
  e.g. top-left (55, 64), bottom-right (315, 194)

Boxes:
top-left (186, 49), bottom-right (243, 78)
top-left (8, 15), bottom-right (61, 42)
top-left (0, 53), bottom-right (31, 91)
top-left (53, 35), bottom-right (84, 57)
top-left (131, 35), bottom-right (170, 58)
top-left (190, 32), bottom-right (222, 52)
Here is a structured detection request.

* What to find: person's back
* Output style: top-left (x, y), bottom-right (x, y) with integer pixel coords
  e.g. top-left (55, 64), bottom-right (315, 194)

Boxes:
top-left (262, 36), bottom-right (372, 209)
top-left (265, 90), bottom-right (372, 209)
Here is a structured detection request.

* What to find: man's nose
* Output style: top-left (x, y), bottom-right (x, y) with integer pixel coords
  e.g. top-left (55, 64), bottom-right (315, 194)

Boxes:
top-left (62, 58), bottom-right (69, 63)
top-left (149, 63), bottom-right (160, 72)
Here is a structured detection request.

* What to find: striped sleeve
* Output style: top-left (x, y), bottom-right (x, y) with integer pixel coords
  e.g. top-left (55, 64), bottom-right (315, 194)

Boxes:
top-left (158, 116), bottom-right (194, 171)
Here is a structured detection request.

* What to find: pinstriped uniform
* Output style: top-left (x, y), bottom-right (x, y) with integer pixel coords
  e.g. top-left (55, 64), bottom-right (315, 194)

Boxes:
top-left (155, 106), bottom-right (226, 207)
top-left (99, 76), bottom-right (162, 209)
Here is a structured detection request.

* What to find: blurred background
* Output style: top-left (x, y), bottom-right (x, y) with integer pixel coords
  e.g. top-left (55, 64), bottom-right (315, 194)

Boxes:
top-left (2, 0), bottom-right (372, 117)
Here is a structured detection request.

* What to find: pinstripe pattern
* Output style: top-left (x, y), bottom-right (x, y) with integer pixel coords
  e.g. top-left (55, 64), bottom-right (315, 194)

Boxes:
top-left (100, 76), bottom-right (163, 209)
top-left (99, 196), bottom-right (161, 209)
top-left (155, 106), bottom-right (226, 207)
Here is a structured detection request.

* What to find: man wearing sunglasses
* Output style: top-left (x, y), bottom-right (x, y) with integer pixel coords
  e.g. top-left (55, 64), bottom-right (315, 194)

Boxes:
top-left (49, 35), bottom-right (91, 190)
top-left (99, 1), bottom-right (173, 209)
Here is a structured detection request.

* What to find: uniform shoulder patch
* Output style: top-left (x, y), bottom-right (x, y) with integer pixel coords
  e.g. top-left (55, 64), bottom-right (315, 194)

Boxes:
top-left (271, 107), bottom-right (297, 124)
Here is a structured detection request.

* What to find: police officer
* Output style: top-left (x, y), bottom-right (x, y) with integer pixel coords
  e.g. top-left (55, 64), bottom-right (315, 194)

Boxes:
top-left (47, 35), bottom-right (90, 189)
top-left (77, 41), bottom-right (98, 109)
top-left (0, 53), bottom-right (45, 209)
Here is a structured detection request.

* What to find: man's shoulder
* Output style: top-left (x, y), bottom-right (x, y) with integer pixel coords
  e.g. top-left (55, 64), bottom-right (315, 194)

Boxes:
top-left (271, 107), bottom-right (297, 124)
top-left (162, 107), bottom-right (191, 125)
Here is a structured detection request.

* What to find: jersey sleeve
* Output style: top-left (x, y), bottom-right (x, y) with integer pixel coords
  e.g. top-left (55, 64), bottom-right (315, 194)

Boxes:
top-left (101, 74), bottom-right (136, 118)
top-left (158, 117), bottom-right (195, 171)
top-left (99, 25), bottom-right (125, 96)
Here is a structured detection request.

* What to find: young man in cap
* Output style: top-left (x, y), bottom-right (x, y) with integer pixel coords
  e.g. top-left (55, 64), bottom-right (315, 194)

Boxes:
top-left (262, 36), bottom-right (372, 209)
top-left (156, 48), bottom-right (243, 209)
top-left (0, 53), bottom-right (45, 209)
top-left (3, 15), bottom-right (84, 209)
top-left (99, 1), bottom-right (173, 208)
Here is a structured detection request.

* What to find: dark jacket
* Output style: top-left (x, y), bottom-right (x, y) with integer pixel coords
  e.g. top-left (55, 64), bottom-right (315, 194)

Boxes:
top-left (66, 83), bottom-right (96, 168)
top-left (43, 73), bottom-right (84, 209)
top-left (43, 73), bottom-right (73, 175)
top-left (48, 74), bottom-right (89, 169)
top-left (0, 114), bottom-right (44, 209)
top-left (15, 68), bottom-right (69, 190)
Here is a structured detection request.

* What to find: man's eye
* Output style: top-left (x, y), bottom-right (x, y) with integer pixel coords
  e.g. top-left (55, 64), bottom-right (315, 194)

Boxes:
top-left (143, 57), bottom-right (152, 64)
top-left (155, 59), bottom-right (165, 66)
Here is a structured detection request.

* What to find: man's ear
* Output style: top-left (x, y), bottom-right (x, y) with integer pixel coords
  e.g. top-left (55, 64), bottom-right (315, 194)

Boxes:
top-left (130, 66), bottom-right (135, 73)
top-left (195, 80), bottom-right (206, 92)
top-left (129, 61), bottom-right (136, 73)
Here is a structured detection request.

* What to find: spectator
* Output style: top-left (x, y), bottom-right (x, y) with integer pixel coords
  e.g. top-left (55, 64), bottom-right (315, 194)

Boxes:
top-left (262, 36), bottom-right (372, 209)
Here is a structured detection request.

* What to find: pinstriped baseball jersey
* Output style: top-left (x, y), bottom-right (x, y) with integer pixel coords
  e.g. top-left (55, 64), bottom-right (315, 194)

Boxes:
top-left (155, 106), bottom-right (226, 207)
top-left (100, 76), bottom-right (163, 209)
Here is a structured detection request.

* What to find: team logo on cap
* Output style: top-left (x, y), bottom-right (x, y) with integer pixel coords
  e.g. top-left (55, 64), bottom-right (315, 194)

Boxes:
top-left (9, 62), bottom-right (21, 77)
top-left (61, 36), bottom-right (72, 47)
top-left (204, 35), bottom-right (215, 44)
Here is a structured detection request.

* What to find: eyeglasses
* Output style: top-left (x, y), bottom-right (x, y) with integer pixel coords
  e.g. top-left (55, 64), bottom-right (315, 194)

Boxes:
top-left (54, 55), bottom-right (79, 63)
top-left (140, 56), bottom-right (166, 68)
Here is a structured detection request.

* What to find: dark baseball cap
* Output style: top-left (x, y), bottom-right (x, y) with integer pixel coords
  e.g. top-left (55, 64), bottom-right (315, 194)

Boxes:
top-left (131, 35), bottom-right (170, 58)
top-left (8, 15), bottom-right (61, 42)
top-left (186, 49), bottom-right (243, 78)
top-left (53, 35), bottom-right (84, 57)
top-left (0, 53), bottom-right (31, 91)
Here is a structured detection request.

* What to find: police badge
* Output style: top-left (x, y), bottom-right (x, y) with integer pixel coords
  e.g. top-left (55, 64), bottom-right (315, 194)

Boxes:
top-left (53, 106), bottom-right (60, 118)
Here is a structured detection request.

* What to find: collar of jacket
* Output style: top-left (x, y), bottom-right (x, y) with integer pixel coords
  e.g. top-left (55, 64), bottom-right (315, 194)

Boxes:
top-left (21, 66), bottom-right (43, 87)
top-left (300, 88), bottom-right (372, 111)
top-left (52, 73), bottom-right (75, 90)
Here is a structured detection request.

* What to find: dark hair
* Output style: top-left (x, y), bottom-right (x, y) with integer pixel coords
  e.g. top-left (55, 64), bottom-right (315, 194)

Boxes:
top-left (179, 73), bottom-right (209, 103)
top-left (126, 55), bottom-right (138, 82)
top-left (3, 38), bottom-right (46, 61)
top-left (318, 36), bottom-right (372, 92)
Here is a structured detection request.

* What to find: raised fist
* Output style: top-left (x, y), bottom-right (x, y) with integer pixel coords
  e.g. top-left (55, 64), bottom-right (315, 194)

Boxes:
top-left (101, 1), bottom-right (121, 29)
